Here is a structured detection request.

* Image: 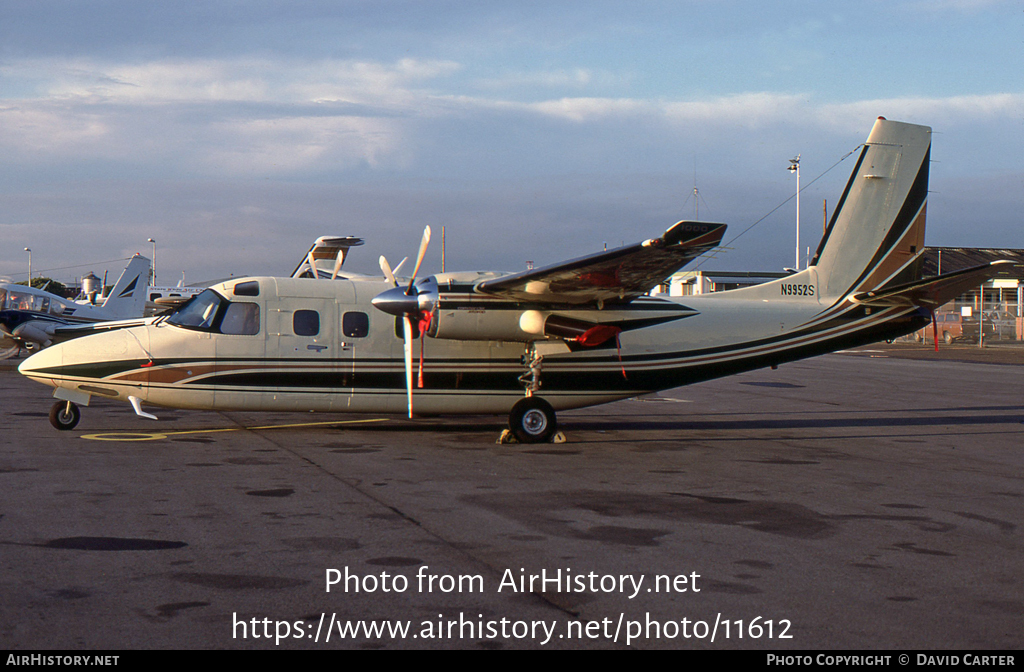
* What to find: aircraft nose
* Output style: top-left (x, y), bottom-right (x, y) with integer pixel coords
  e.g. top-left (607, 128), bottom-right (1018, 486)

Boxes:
top-left (19, 328), bottom-right (150, 380)
top-left (18, 341), bottom-right (63, 378)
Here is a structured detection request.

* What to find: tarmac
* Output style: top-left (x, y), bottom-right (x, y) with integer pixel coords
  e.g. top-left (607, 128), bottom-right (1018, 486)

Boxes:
top-left (0, 342), bottom-right (1021, 650)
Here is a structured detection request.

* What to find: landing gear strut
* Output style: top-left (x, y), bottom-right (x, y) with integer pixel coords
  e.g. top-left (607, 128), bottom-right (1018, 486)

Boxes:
top-left (510, 344), bottom-right (558, 443)
top-left (518, 343), bottom-right (544, 395)
top-left (49, 401), bottom-right (80, 431)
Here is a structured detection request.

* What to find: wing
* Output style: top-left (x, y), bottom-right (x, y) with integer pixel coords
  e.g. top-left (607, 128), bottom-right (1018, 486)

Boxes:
top-left (851, 260), bottom-right (1018, 309)
top-left (475, 221), bottom-right (726, 305)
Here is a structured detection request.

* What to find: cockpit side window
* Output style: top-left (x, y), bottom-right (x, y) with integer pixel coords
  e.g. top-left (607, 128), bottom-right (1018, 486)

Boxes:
top-left (0, 288), bottom-right (6, 309)
top-left (219, 302), bottom-right (260, 335)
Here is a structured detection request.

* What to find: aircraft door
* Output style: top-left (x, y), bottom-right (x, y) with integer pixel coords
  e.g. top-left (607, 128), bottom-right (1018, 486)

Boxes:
top-left (266, 298), bottom-right (346, 410)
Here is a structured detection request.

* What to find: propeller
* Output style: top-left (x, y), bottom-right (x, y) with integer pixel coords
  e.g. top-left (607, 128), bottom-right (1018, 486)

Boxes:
top-left (372, 226), bottom-right (436, 419)
top-left (377, 256), bottom-right (410, 288)
top-left (379, 255), bottom-right (398, 287)
top-left (0, 322), bottom-right (21, 359)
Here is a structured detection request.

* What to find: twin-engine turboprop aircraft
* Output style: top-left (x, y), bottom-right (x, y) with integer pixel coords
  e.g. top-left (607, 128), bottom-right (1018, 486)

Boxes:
top-left (18, 119), bottom-right (1015, 440)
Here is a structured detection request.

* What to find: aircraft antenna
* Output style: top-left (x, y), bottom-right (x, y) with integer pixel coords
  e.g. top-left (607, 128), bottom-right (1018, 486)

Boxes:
top-left (696, 143), bottom-right (862, 270)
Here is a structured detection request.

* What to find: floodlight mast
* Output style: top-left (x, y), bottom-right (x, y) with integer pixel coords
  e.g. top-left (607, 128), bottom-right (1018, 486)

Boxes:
top-left (788, 155), bottom-right (801, 270)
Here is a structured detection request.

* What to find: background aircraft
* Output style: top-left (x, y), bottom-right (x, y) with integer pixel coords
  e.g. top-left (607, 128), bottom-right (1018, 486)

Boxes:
top-left (18, 119), bottom-right (1016, 438)
top-left (0, 255), bottom-right (150, 358)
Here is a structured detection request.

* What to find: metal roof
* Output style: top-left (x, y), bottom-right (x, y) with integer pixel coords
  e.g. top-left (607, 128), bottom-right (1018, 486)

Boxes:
top-left (922, 247), bottom-right (1024, 278)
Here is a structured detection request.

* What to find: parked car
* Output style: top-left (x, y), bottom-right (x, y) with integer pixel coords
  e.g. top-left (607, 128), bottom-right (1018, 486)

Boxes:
top-left (912, 311), bottom-right (997, 344)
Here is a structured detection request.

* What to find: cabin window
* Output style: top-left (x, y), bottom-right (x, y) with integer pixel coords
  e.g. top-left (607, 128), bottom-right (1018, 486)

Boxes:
top-left (219, 302), bottom-right (260, 335)
top-left (294, 310), bottom-right (320, 336)
top-left (343, 312), bottom-right (369, 338)
top-left (233, 281), bottom-right (259, 297)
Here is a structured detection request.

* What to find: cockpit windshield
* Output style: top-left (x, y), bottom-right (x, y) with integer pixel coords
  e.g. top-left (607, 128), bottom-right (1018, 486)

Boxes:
top-left (166, 289), bottom-right (224, 330)
top-left (2, 288), bottom-right (47, 313)
top-left (164, 288), bottom-right (260, 335)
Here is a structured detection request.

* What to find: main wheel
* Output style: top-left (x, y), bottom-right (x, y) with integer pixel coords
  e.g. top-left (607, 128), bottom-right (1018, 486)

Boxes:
top-left (509, 397), bottom-right (557, 444)
top-left (49, 401), bottom-right (80, 431)
top-left (943, 331), bottom-right (953, 345)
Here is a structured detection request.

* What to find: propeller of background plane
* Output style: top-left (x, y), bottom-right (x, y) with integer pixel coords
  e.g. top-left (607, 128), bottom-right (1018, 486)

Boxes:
top-left (372, 226), bottom-right (436, 418)
top-left (0, 323), bottom-right (20, 360)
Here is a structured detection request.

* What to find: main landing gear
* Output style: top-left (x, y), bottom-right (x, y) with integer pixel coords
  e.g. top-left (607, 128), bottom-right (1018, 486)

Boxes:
top-left (49, 401), bottom-right (81, 431)
top-left (507, 343), bottom-right (558, 444)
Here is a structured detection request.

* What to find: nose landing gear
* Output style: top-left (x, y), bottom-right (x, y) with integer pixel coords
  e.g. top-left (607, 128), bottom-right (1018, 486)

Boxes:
top-left (49, 401), bottom-right (80, 431)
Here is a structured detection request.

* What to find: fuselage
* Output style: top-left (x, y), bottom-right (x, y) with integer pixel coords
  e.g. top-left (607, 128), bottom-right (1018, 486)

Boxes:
top-left (18, 272), bottom-right (928, 417)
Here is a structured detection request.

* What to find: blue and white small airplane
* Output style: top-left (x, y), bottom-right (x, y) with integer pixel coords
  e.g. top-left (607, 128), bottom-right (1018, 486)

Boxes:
top-left (0, 255), bottom-right (150, 359)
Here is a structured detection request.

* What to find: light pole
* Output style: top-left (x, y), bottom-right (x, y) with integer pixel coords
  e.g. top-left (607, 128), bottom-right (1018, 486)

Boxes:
top-left (788, 155), bottom-right (800, 270)
top-left (147, 238), bottom-right (156, 286)
top-left (23, 248), bottom-right (32, 286)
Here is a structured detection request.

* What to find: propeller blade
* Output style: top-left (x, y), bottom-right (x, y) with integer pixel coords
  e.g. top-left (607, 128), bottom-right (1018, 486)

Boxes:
top-left (392, 257), bottom-right (408, 276)
top-left (403, 316), bottom-right (414, 419)
top-left (331, 249), bottom-right (345, 280)
top-left (379, 256), bottom-right (398, 287)
top-left (406, 225), bottom-right (432, 295)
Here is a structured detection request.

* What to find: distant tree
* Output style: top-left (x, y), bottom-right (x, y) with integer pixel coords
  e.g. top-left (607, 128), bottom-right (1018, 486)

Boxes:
top-left (25, 277), bottom-right (71, 297)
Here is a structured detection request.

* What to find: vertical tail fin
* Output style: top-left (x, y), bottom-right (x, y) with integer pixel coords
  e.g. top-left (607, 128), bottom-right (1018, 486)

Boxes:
top-left (812, 118), bottom-right (932, 300)
top-left (99, 254), bottom-right (151, 319)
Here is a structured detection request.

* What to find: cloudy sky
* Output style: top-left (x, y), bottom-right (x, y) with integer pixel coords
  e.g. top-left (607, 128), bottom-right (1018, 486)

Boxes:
top-left (1, 1), bottom-right (1021, 286)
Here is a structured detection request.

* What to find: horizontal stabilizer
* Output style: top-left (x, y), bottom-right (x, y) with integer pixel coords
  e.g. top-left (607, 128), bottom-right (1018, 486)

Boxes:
top-left (291, 236), bottom-right (365, 279)
top-left (850, 260), bottom-right (1018, 309)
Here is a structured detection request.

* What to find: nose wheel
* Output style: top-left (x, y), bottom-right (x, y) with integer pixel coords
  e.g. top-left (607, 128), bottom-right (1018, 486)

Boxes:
top-left (49, 401), bottom-right (81, 431)
top-left (508, 397), bottom-right (557, 444)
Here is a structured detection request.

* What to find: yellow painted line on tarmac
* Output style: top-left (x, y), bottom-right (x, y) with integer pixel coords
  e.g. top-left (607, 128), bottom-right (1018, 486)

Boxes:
top-left (80, 417), bottom-right (389, 442)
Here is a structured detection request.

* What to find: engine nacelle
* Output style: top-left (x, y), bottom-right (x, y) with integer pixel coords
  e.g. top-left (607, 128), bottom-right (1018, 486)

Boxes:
top-left (428, 308), bottom-right (602, 343)
top-left (12, 322), bottom-right (55, 348)
top-left (428, 308), bottom-right (540, 342)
